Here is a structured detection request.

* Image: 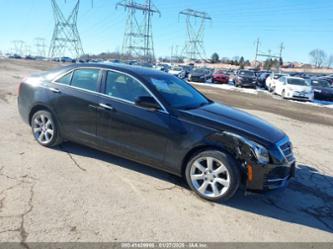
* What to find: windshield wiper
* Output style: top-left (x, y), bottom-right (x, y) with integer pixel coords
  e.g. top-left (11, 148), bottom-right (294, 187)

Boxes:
top-left (180, 102), bottom-right (209, 110)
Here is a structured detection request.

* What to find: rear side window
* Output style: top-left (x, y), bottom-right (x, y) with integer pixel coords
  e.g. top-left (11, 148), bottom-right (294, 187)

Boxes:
top-left (71, 69), bottom-right (100, 92)
top-left (55, 72), bottom-right (72, 85)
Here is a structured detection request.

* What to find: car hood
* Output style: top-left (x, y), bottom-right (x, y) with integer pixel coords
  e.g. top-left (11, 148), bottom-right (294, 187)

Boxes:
top-left (169, 70), bottom-right (182, 74)
top-left (214, 74), bottom-right (228, 77)
top-left (178, 102), bottom-right (286, 146)
top-left (191, 72), bottom-right (206, 77)
top-left (288, 85), bottom-right (312, 92)
top-left (239, 75), bottom-right (256, 79)
top-left (313, 86), bottom-right (333, 93)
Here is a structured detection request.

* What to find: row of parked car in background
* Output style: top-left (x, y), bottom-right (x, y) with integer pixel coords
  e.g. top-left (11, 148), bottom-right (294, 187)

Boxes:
top-left (4, 54), bottom-right (333, 102)
top-left (155, 64), bottom-right (333, 102)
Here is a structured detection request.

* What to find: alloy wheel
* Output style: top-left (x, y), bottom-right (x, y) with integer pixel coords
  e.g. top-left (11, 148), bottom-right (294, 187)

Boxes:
top-left (32, 114), bottom-right (54, 144)
top-left (190, 156), bottom-right (230, 198)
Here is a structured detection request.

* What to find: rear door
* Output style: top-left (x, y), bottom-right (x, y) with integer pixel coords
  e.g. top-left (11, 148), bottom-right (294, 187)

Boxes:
top-left (50, 68), bottom-right (102, 145)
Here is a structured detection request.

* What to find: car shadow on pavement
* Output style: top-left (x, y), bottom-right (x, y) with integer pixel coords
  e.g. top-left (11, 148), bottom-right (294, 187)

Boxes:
top-left (226, 164), bottom-right (333, 234)
top-left (58, 143), bottom-right (333, 234)
top-left (57, 142), bottom-right (188, 189)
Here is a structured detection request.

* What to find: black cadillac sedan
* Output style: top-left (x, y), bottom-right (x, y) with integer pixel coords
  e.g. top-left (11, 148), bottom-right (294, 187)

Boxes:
top-left (18, 63), bottom-right (296, 201)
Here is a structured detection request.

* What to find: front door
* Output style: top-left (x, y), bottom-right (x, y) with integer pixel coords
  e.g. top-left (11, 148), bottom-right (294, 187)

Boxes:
top-left (96, 70), bottom-right (171, 168)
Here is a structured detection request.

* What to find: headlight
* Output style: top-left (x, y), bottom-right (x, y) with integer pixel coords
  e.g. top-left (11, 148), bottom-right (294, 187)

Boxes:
top-left (247, 140), bottom-right (270, 164)
top-left (287, 87), bottom-right (293, 91)
top-left (224, 132), bottom-right (270, 165)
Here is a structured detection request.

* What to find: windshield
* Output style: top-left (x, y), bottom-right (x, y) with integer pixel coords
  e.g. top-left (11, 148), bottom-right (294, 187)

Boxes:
top-left (171, 67), bottom-right (182, 71)
top-left (147, 75), bottom-right (210, 109)
top-left (273, 74), bottom-right (286, 79)
top-left (239, 71), bottom-right (255, 77)
top-left (193, 69), bottom-right (206, 74)
top-left (287, 78), bottom-right (307, 86)
top-left (311, 80), bottom-right (330, 87)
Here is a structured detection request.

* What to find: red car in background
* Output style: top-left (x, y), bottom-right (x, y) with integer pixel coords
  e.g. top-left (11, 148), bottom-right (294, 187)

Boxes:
top-left (212, 70), bottom-right (229, 84)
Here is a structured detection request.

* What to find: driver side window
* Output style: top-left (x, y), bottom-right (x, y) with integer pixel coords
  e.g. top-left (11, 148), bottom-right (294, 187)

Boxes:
top-left (105, 71), bottom-right (151, 103)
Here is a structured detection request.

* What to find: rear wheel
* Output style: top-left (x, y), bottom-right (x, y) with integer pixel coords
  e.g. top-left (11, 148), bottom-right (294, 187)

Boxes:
top-left (31, 110), bottom-right (62, 147)
top-left (185, 150), bottom-right (240, 202)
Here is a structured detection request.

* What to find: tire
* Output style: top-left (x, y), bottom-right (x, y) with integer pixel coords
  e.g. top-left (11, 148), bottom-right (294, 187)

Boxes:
top-left (31, 110), bottom-right (62, 147)
top-left (282, 90), bottom-right (286, 99)
top-left (185, 150), bottom-right (240, 202)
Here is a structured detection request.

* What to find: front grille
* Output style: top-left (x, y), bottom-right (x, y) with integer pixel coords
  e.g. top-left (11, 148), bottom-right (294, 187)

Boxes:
top-left (279, 140), bottom-right (294, 162)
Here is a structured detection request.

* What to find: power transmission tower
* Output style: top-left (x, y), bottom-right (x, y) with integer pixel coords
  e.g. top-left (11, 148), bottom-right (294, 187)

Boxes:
top-left (12, 40), bottom-right (25, 56)
top-left (254, 40), bottom-right (285, 71)
top-left (49, 0), bottom-right (84, 59)
top-left (179, 9), bottom-right (212, 61)
top-left (35, 38), bottom-right (47, 57)
top-left (24, 44), bottom-right (32, 56)
top-left (116, 0), bottom-right (160, 63)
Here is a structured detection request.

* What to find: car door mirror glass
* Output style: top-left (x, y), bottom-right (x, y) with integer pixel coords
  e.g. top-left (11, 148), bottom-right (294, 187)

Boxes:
top-left (135, 96), bottom-right (161, 111)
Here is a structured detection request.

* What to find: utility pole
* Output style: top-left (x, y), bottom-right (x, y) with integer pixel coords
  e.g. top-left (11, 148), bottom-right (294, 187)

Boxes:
top-left (116, 0), bottom-right (161, 63)
top-left (254, 40), bottom-right (284, 71)
top-left (278, 43), bottom-right (285, 72)
top-left (49, 0), bottom-right (84, 60)
top-left (179, 9), bottom-right (212, 62)
top-left (254, 38), bottom-right (260, 67)
top-left (279, 42), bottom-right (285, 58)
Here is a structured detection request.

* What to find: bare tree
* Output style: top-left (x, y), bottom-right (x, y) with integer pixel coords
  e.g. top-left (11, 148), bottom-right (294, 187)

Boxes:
top-left (327, 54), bottom-right (333, 68)
top-left (309, 49), bottom-right (327, 68)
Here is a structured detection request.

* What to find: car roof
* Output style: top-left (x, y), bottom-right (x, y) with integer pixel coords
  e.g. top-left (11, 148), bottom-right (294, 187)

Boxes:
top-left (285, 76), bottom-right (305, 80)
top-left (51, 62), bottom-right (169, 79)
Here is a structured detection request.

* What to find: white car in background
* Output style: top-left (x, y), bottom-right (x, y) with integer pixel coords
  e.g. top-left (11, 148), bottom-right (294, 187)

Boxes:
top-left (274, 76), bottom-right (313, 101)
top-left (266, 73), bottom-right (288, 92)
top-left (168, 66), bottom-right (186, 79)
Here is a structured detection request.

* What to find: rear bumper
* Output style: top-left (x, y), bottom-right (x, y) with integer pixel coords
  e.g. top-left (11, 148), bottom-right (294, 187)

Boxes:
top-left (17, 95), bottom-right (30, 125)
top-left (246, 161), bottom-right (296, 191)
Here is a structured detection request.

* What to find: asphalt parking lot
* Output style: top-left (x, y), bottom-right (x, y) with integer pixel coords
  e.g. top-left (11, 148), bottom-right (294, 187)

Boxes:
top-left (0, 59), bottom-right (332, 243)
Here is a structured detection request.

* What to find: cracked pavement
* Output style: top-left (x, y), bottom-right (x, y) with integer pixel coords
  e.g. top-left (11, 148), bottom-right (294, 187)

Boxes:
top-left (0, 59), bottom-right (332, 242)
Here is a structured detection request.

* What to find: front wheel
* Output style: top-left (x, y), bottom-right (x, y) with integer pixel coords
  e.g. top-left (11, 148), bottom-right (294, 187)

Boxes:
top-left (282, 90), bottom-right (287, 99)
top-left (31, 110), bottom-right (62, 147)
top-left (185, 150), bottom-right (240, 202)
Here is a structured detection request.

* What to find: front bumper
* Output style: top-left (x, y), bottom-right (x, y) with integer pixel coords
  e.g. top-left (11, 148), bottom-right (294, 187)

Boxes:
top-left (239, 80), bottom-right (256, 87)
top-left (286, 90), bottom-right (313, 101)
top-left (246, 160), bottom-right (296, 191)
top-left (190, 76), bottom-right (206, 82)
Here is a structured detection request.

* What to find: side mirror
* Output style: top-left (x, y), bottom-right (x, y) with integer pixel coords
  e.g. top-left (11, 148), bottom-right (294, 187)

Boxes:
top-left (135, 96), bottom-right (161, 111)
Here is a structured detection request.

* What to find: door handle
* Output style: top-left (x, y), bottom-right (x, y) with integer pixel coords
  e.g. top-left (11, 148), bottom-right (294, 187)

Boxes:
top-left (99, 103), bottom-right (114, 111)
top-left (88, 104), bottom-right (98, 110)
top-left (48, 87), bottom-right (61, 93)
